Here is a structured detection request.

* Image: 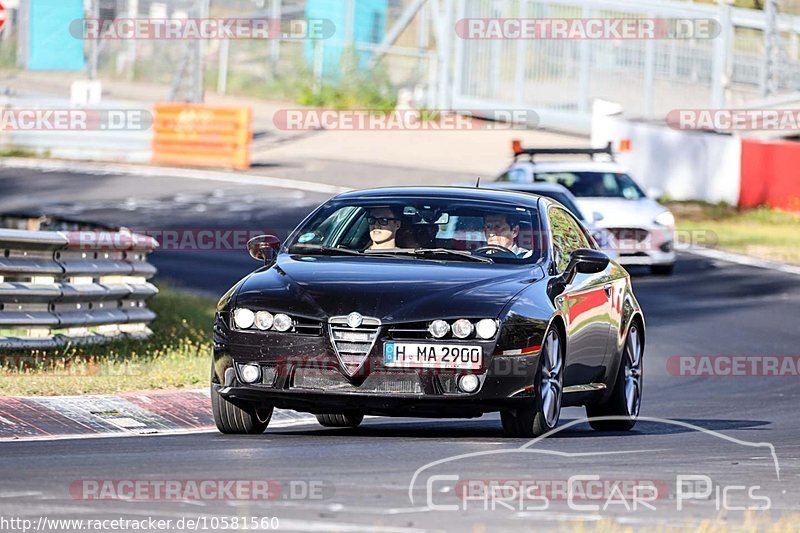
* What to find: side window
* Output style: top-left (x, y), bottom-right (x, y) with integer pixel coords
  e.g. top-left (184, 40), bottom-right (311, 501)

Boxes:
top-left (549, 207), bottom-right (591, 272)
top-left (496, 167), bottom-right (529, 183)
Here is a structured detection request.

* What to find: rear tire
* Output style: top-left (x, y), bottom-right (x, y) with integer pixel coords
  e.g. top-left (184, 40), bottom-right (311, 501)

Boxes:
top-left (650, 264), bottom-right (674, 276)
top-left (316, 413), bottom-right (364, 428)
top-left (210, 364), bottom-right (272, 434)
top-left (501, 327), bottom-right (564, 438)
top-left (586, 323), bottom-right (643, 432)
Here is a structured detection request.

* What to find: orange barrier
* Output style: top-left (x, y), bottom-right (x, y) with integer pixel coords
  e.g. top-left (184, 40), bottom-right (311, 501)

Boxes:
top-left (740, 139), bottom-right (800, 211)
top-left (152, 104), bottom-right (252, 170)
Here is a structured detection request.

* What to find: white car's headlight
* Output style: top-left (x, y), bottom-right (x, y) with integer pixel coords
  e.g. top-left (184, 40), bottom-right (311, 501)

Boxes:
top-left (233, 308), bottom-right (255, 329)
top-left (475, 319), bottom-right (498, 339)
top-left (654, 211), bottom-right (675, 227)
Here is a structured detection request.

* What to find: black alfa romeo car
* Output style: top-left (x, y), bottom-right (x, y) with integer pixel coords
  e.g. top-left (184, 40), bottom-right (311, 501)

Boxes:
top-left (212, 187), bottom-right (645, 437)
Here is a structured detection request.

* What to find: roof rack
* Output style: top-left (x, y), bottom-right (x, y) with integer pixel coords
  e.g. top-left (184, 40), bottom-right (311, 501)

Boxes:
top-left (511, 141), bottom-right (615, 162)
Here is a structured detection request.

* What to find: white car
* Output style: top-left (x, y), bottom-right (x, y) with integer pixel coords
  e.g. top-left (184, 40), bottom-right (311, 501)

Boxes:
top-left (481, 181), bottom-right (617, 260)
top-left (495, 144), bottom-right (676, 275)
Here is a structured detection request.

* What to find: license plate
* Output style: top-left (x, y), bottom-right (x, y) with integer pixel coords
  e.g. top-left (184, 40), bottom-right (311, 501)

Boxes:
top-left (383, 342), bottom-right (482, 370)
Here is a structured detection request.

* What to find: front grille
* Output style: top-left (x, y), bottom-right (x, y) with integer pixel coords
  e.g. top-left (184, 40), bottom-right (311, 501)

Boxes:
top-left (608, 228), bottom-right (650, 244)
top-left (294, 317), bottom-right (323, 336)
top-left (329, 316), bottom-right (381, 375)
top-left (292, 368), bottom-right (422, 394)
top-left (388, 321), bottom-right (429, 340)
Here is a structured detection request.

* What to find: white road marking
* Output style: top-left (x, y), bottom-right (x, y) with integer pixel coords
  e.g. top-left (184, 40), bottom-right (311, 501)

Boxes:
top-left (106, 417), bottom-right (147, 428)
top-left (690, 247), bottom-right (800, 276)
top-left (0, 157), bottom-right (351, 196)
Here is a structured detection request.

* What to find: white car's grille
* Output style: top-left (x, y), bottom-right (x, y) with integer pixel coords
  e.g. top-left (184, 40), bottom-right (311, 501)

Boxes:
top-left (328, 316), bottom-right (381, 376)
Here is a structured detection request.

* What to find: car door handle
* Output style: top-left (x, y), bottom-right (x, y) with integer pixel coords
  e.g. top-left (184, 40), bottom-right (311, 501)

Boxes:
top-left (603, 284), bottom-right (613, 298)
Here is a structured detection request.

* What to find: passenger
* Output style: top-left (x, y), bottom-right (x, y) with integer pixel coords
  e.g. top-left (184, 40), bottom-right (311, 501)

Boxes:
top-left (483, 213), bottom-right (532, 257)
top-left (367, 207), bottom-right (402, 250)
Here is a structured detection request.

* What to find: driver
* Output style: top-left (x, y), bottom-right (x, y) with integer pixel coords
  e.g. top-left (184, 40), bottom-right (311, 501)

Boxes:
top-left (483, 213), bottom-right (532, 257)
top-left (367, 207), bottom-right (402, 250)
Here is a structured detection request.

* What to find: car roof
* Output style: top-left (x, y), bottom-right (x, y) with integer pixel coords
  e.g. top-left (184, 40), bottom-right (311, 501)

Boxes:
top-left (483, 181), bottom-right (575, 195)
top-left (334, 186), bottom-right (542, 209)
top-left (508, 160), bottom-right (626, 174)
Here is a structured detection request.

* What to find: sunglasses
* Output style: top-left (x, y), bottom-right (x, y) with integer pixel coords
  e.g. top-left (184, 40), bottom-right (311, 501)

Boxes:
top-left (368, 216), bottom-right (399, 227)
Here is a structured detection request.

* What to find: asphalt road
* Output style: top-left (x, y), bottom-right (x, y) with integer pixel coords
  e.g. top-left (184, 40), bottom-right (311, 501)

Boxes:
top-left (0, 165), bottom-right (799, 531)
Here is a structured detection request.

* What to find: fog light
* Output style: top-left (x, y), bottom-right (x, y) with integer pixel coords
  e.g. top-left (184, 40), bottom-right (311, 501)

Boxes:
top-left (475, 319), bottom-right (498, 339)
top-left (452, 319), bottom-right (474, 339)
top-left (273, 313), bottom-right (293, 332)
top-left (233, 308), bottom-right (255, 329)
top-left (240, 364), bottom-right (260, 384)
top-left (458, 374), bottom-right (480, 393)
top-left (428, 320), bottom-right (450, 339)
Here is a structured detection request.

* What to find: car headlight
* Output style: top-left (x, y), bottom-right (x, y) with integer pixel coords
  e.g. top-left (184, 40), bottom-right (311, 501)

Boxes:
top-left (654, 211), bottom-right (675, 227)
top-left (273, 313), bottom-right (293, 332)
top-left (475, 319), bottom-right (498, 339)
top-left (452, 319), bottom-right (474, 339)
top-left (428, 320), bottom-right (450, 339)
top-left (255, 311), bottom-right (274, 330)
top-left (233, 308), bottom-right (255, 329)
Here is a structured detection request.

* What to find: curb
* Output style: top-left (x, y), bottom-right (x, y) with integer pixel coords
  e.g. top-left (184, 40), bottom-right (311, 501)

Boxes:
top-left (0, 157), bottom-right (351, 196)
top-left (690, 247), bottom-right (800, 276)
top-left (0, 389), bottom-right (318, 442)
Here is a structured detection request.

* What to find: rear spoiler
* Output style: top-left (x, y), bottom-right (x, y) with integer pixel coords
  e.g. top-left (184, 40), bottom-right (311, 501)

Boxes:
top-left (511, 140), bottom-right (615, 162)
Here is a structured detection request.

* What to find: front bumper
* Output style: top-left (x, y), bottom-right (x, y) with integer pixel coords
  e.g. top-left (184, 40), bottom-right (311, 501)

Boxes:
top-left (605, 225), bottom-right (676, 266)
top-left (214, 324), bottom-right (541, 417)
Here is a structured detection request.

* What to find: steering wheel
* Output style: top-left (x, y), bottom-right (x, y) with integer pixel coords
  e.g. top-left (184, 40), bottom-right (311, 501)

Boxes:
top-left (473, 244), bottom-right (517, 257)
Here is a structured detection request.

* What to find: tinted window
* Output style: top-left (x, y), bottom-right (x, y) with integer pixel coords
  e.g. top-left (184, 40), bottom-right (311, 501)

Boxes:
top-left (496, 167), bottom-right (529, 183)
top-left (287, 198), bottom-right (544, 264)
top-left (535, 171), bottom-right (645, 199)
top-left (549, 207), bottom-right (591, 273)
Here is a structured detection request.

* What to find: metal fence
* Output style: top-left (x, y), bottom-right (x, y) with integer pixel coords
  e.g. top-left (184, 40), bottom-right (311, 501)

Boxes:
top-left (451, 0), bottom-right (800, 132)
top-left (0, 216), bottom-right (159, 350)
top-left (3, 0), bottom-right (799, 133)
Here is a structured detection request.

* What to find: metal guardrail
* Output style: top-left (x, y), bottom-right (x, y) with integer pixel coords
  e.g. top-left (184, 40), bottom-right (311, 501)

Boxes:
top-left (0, 216), bottom-right (159, 350)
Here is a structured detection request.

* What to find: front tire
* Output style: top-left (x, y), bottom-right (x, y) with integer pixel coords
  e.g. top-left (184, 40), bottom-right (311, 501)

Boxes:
top-left (211, 366), bottom-right (273, 434)
top-left (586, 322), bottom-right (643, 432)
top-left (501, 327), bottom-right (564, 438)
top-left (316, 413), bottom-right (364, 428)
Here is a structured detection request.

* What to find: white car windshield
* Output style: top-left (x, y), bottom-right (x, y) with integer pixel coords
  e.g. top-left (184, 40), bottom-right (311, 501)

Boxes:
top-left (533, 171), bottom-right (646, 199)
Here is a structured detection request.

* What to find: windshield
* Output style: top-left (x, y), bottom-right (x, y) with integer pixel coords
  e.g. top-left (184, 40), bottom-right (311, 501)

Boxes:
top-left (534, 171), bottom-right (645, 200)
top-left (287, 198), bottom-right (543, 264)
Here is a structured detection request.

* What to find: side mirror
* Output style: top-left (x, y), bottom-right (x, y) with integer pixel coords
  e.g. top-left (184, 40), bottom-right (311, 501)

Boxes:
top-left (247, 234), bottom-right (281, 264)
top-left (592, 211), bottom-right (604, 223)
top-left (568, 248), bottom-right (610, 275)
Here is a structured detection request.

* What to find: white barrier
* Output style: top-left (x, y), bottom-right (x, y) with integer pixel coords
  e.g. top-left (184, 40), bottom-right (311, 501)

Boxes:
top-left (591, 105), bottom-right (742, 205)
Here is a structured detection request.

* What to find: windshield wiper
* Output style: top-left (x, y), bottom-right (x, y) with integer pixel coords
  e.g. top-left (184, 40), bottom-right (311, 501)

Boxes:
top-left (289, 245), bottom-right (364, 256)
top-left (390, 248), bottom-right (494, 264)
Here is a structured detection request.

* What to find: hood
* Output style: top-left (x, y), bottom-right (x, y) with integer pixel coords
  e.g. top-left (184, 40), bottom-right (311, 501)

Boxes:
top-left (575, 197), bottom-right (669, 228)
top-left (233, 255), bottom-right (542, 323)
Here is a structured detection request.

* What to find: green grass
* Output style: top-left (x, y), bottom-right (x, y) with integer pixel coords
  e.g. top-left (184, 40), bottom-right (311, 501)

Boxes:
top-left (0, 287), bottom-right (215, 396)
top-left (668, 201), bottom-right (800, 265)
